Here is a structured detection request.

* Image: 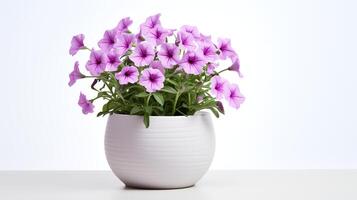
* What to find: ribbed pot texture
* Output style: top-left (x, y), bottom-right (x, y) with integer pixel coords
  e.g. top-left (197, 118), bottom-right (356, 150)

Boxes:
top-left (104, 111), bottom-right (215, 189)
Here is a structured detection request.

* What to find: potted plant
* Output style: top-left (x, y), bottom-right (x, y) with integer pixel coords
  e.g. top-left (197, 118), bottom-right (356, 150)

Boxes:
top-left (68, 14), bottom-right (244, 189)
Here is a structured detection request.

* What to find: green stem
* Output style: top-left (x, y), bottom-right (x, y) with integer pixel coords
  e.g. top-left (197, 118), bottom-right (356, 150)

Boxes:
top-left (146, 94), bottom-right (152, 107)
top-left (102, 80), bottom-right (115, 97)
top-left (217, 68), bottom-right (230, 74)
top-left (188, 93), bottom-right (191, 112)
top-left (175, 109), bottom-right (188, 116)
top-left (81, 46), bottom-right (91, 51)
top-left (108, 72), bottom-right (125, 101)
top-left (171, 92), bottom-right (180, 115)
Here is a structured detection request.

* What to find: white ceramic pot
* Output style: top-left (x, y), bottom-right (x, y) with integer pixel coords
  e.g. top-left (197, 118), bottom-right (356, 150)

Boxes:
top-left (104, 111), bottom-right (215, 189)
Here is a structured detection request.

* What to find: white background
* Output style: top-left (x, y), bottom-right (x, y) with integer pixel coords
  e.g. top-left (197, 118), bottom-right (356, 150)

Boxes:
top-left (0, 0), bottom-right (356, 170)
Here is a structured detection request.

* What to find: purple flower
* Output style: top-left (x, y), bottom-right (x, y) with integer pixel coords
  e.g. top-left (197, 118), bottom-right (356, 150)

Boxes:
top-left (177, 32), bottom-right (196, 50)
top-left (115, 66), bottom-right (139, 85)
top-left (167, 28), bottom-right (176, 36)
top-left (206, 63), bottom-right (218, 75)
top-left (115, 17), bottom-right (133, 33)
top-left (229, 57), bottom-right (243, 77)
top-left (158, 43), bottom-right (180, 68)
top-left (105, 51), bottom-right (121, 71)
top-left (114, 33), bottom-right (135, 56)
top-left (150, 60), bottom-right (165, 74)
top-left (229, 53), bottom-right (239, 63)
top-left (85, 50), bottom-right (108, 76)
top-left (210, 75), bottom-right (228, 100)
top-left (129, 43), bottom-right (155, 66)
top-left (98, 29), bottom-right (118, 52)
top-left (199, 42), bottom-right (218, 62)
top-left (180, 25), bottom-right (200, 39)
top-left (198, 33), bottom-right (212, 44)
top-left (224, 83), bottom-right (245, 109)
top-left (140, 13), bottom-right (161, 34)
top-left (69, 34), bottom-right (85, 56)
top-left (68, 61), bottom-right (84, 86)
top-left (180, 51), bottom-right (206, 75)
top-left (145, 25), bottom-right (170, 45)
top-left (217, 38), bottom-right (236, 59)
top-left (78, 92), bottom-right (94, 114)
top-left (139, 68), bottom-right (165, 92)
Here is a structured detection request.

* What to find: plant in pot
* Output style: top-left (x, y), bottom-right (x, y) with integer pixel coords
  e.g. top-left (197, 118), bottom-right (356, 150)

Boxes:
top-left (68, 14), bottom-right (244, 189)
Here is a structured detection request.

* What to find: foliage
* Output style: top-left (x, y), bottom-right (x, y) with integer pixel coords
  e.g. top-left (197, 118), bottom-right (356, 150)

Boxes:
top-left (68, 14), bottom-right (245, 127)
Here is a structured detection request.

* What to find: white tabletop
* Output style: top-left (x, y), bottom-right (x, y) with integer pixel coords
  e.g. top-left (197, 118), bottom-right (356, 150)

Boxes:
top-left (0, 170), bottom-right (356, 200)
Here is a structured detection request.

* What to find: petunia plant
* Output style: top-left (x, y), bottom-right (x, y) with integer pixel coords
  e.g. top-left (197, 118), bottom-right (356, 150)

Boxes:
top-left (68, 14), bottom-right (245, 127)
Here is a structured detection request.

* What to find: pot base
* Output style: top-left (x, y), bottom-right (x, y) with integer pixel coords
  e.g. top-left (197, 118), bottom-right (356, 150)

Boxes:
top-left (124, 184), bottom-right (195, 190)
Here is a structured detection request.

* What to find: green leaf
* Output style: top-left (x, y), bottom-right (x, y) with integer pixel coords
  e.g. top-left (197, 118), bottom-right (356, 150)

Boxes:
top-left (101, 99), bottom-right (120, 114)
top-left (209, 107), bottom-right (220, 118)
top-left (102, 103), bottom-right (109, 112)
top-left (202, 99), bottom-right (217, 107)
top-left (97, 112), bottom-right (106, 117)
top-left (153, 93), bottom-right (164, 106)
top-left (182, 85), bottom-right (195, 92)
top-left (160, 86), bottom-right (177, 94)
top-left (136, 92), bottom-right (149, 98)
top-left (152, 106), bottom-right (164, 112)
top-left (144, 106), bottom-right (152, 114)
top-left (143, 112), bottom-right (150, 128)
top-left (108, 72), bottom-right (119, 92)
top-left (97, 91), bottom-right (110, 99)
top-left (166, 79), bottom-right (179, 86)
top-left (130, 106), bottom-right (142, 115)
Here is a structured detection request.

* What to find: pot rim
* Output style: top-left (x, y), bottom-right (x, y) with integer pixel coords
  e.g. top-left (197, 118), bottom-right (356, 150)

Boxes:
top-left (109, 110), bottom-right (210, 119)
